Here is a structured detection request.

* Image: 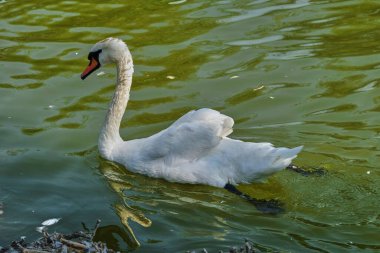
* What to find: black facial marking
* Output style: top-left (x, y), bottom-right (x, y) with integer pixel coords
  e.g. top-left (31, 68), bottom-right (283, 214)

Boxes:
top-left (87, 49), bottom-right (102, 61)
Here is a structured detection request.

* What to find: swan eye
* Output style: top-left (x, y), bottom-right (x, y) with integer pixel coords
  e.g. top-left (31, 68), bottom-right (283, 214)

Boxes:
top-left (87, 49), bottom-right (102, 60)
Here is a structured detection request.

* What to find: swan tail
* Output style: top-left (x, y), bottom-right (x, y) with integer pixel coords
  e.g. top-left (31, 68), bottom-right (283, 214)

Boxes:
top-left (241, 144), bottom-right (304, 182)
top-left (273, 145), bottom-right (303, 168)
top-left (220, 116), bottom-right (234, 137)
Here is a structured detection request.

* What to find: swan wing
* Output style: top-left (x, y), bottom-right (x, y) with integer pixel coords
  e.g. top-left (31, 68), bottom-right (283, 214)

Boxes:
top-left (170, 108), bottom-right (234, 137)
top-left (144, 108), bottom-right (234, 161)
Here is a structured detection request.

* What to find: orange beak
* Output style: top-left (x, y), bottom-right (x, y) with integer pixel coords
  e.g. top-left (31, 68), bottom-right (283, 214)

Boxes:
top-left (81, 57), bottom-right (100, 80)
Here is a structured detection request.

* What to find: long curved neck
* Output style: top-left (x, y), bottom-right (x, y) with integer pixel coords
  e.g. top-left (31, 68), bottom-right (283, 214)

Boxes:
top-left (98, 55), bottom-right (133, 158)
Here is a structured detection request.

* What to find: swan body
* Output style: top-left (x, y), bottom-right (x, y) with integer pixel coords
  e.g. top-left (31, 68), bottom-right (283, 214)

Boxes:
top-left (81, 38), bottom-right (302, 188)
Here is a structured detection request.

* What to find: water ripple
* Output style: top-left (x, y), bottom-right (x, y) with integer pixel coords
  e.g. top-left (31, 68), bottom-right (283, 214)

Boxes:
top-left (220, 0), bottom-right (310, 23)
top-left (1, 0), bottom-right (380, 251)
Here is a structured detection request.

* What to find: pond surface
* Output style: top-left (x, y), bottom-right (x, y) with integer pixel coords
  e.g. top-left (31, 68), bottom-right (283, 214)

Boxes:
top-left (0, 0), bottom-right (379, 252)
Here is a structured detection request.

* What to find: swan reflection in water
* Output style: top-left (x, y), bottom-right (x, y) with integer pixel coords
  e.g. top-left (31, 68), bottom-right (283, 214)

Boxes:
top-left (98, 159), bottom-right (152, 249)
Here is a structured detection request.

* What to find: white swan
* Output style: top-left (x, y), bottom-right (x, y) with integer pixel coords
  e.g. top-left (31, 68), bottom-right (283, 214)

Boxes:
top-left (81, 38), bottom-right (302, 188)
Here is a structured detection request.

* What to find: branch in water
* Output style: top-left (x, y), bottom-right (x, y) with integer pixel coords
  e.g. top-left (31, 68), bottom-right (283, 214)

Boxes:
top-left (0, 220), bottom-right (116, 253)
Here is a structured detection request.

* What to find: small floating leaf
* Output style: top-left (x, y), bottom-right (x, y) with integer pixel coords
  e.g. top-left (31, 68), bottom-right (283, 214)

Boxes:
top-left (253, 85), bottom-right (264, 91)
top-left (41, 218), bottom-right (61, 226)
top-left (169, 0), bottom-right (186, 5)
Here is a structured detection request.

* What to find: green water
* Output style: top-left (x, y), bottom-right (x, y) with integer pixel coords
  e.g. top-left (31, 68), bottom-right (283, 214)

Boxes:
top-left (1, 0), bottom-right (379, 251)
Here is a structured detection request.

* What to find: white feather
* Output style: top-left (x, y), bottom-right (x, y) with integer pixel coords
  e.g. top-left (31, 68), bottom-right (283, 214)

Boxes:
top-left (36, 226), bottom-right (46, 233)
top-left (41, 218), bottom-right (61, 226)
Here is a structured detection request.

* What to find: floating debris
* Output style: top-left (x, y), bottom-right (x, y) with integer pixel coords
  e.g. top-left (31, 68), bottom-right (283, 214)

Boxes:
top-left (269, 96), bottom-right (275, 99)
top-left (287, 164), bottom-right (327, 177)
top-left (41, 218), bottom-right (61, 226)
top-left (1, 219), bottom-right (268, 253)
top-left (166, 75), bottom-right (175, 80)
top-left (35, 218), bottom-right (61, 234)
top-left (0, 220), bottom-right (115, 253)
top-left (35, 226), bottom-right (46, 233)
top-left (169, 0), bottom-right (187, 5)
top-left (367, 171), bottom-right (371, 175)
top-left (253, 85), bottom-right (264, 92)
top-left (0, 203), bottom-right (3, 216)
top-left (187, 239), bottom-right (259, 253)
top-left (230, 75), bottom-right (239, 79)
top-left (97, 71), bottom-right (106, 76)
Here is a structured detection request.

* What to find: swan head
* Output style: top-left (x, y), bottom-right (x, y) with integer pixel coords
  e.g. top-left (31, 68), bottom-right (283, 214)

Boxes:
top-left (81, 37), bottom-right (132, 80)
